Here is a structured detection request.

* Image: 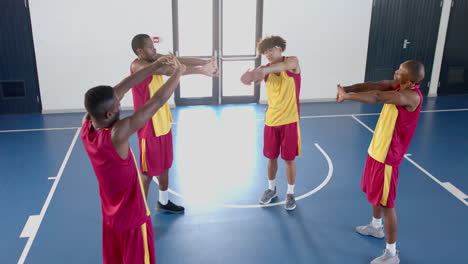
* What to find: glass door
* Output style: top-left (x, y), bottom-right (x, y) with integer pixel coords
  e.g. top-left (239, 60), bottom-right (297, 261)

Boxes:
top-left (173, 0), bottom-right (263, 106)
top-left (173, 0), bottom-right (217, 105)
top-left (219, 0), bottom-right (262, 104)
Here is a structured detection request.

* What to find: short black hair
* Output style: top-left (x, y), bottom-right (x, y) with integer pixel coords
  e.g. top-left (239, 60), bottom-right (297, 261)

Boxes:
top-left (84, 85), bottom-right (115, 120)
top-left (257, 35), bottom-right (286, 54)
top-left (403, 60), bottom-right (425, 83)
top-left (131, 34), bottom-right (151, 55)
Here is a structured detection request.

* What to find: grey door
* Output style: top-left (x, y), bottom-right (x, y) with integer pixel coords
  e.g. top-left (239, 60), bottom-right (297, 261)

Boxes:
top-left (365, 0), bottom-right (442, 95)
top-left (365, 0), bottom-right (406, 84)
top-left (439, 0), bottom-right (468, 95)
top-left (0, 0), bottom-right (42, 114)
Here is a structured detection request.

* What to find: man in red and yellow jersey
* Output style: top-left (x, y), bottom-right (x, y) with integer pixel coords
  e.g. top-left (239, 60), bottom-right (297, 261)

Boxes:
top-left (130, 34), bottom-right (218, 213)
top-left (82, 55), bottom-right (184, 263)
top-left (241, 36), bottom-right (301, 211)
top-left (337, 60), bottom-right (425, 264)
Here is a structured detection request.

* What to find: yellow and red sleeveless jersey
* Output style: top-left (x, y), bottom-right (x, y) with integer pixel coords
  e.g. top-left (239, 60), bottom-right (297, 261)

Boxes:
top-left (264, 58), bottom-right (301, 126)
top-left (368, 84), bottom-right (423, 167)
top-left (131, 59), bottom-right (173, 138)
top-left (81, 120), bottom-right (150, 232)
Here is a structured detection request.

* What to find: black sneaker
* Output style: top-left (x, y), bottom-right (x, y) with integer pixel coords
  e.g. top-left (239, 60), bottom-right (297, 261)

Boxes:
top-left (156, 200), bottom-right (185, 214)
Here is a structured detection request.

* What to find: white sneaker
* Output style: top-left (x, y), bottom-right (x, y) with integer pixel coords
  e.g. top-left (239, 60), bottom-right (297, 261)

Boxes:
top-left (356, 223), bottom-right (385, 238)
top-left (370, 249), bottom-right (400, 264)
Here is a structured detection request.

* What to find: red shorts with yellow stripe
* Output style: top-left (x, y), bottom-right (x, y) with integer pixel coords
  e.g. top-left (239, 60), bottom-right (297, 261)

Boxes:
top-left (102, 216), bottom-right (155, 264)
top-left (139, 130), bottom-right (173, 176)
top-left (361, 154), bottom-right (400, 208)
top-left (263, 122), bottom-right (301, 161)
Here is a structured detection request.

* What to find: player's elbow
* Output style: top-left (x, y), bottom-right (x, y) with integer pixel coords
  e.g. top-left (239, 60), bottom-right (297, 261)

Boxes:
top-left (375, 91), bottom-right (400, 105)
top-left (375, 92), bottom-right (383, 103)
top-left (285, 57), bottom-right (298, 70)
top-left (371, 91), bottom-right (383, 103)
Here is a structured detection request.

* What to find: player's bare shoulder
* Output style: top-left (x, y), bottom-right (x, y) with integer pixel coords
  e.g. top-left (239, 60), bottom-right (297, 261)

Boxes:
top-left (131, 58), bottom-right (151, 73)
top-left (285, 56), bottom-right (300, 74)
top-left (400, 88), bottom-right (421, 112)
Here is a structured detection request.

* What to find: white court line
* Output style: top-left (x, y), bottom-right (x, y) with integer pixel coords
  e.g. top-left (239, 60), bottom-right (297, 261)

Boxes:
top-left (421, 108), bottom-right (468, 113)
top-left (18, 128), bottom-right (81, 264)
top-left (351, 115), bottom-right (374, 133)
top-left (255, 113), bottom-right (381, 122)
top-left (254, 108), bottom-right (468, 122)
top-left (20, 215), bottom-right (40, 238)
top-left (0, 108), bottom-right (467, 133)
top-left (152, 143), bottom-right (334, 208)
top-left (404, 155), bottom-right (468, 206)
top-left (300, 108), bottom-right (468, 119)
top-left (351, 116), bottom-right (468, 207)
top-left (442, 182), bottom-right (468, 200)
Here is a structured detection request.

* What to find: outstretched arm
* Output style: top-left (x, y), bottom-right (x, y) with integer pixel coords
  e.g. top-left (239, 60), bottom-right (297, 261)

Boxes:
top-left (114, 55), bottom-right (174, 100)
top-left (261, 56), bottom-right (300, 75)
top-left (111, 57), bottom-right (185, 157)
top-left (179, 58), bottom-right (218, 77)
top-left (177, 56), bottom-right (211, 66)
top-left (336, 84), bottom-right (420, 111)
top-left (132, 56), bottom-right (218, 77)
top-left (240, 57), bottom-right (300, 85)
top-left (341, 80), bottom-right (397, 93)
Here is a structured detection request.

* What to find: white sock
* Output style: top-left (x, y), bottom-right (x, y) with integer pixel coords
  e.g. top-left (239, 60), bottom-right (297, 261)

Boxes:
top-left (372, 217), bottom-right (383, 228)
top-left (386, 242), bottom-right (397, 256)
top-left (268, 179), bottom-right (276, 190)
top-left (287, 184), bottom-right (295, 194)
top-left (159, 190), bottom-right (168, 205)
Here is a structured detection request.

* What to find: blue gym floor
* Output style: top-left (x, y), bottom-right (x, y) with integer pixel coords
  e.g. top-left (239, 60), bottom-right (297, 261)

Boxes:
top-left (1, 95), bottom-right (467, 264)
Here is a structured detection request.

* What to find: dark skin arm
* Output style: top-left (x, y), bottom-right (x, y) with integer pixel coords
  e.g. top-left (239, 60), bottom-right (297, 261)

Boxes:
top-left (114, 55), bottom-right (175, 100)
top-left (81, 56), bottom-right (174, 124)
top-left (336, 84), bottom-right (421, 112)
top-left (111, 57), bottom-right (185, 159)
top-left (341, 80), bottom-right (397, 93)
top-left (132, 55), bottom-right (218, 77)
top-left (177, 56), bottom-right (211, 66)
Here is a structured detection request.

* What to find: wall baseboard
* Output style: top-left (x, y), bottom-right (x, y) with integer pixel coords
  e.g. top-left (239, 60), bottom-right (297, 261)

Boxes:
top-left (259, 98), bottom-right (337, 104)
top-left (43, 100), bottom-right (357, 114)
top-left (42, 104), bottom-right (177, 114)
top-left (42, 108), bottom-right (88, 114)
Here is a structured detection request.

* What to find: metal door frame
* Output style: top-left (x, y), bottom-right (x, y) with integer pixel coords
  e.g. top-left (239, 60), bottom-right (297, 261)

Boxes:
top-left (172, 0), bottom-right (263, 106)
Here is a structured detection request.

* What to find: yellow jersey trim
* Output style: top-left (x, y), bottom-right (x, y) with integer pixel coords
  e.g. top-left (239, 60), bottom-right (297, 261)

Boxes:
top-left (148, 75), bottom-right (173, 136)
top-left (368, 104), bottom-right (398, 163)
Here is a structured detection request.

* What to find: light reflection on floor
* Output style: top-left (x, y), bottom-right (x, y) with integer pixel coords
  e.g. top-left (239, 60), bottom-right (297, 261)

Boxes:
top-left (173, 105), bottom-right (260, 203)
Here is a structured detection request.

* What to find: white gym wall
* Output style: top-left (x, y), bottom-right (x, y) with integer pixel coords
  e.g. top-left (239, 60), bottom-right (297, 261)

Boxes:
top-left (29, 0), bottom-right (451, 112)
top-left (261, 0), bottom-right (373, 103)
top-left (29, 0), bottom-right (173, 113)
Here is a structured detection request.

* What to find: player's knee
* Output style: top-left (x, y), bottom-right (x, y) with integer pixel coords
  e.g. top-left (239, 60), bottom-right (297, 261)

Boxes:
top-left (159, 182), bottom-right (168, 190)
top-left (140, 174), bottom-right (152, 186)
